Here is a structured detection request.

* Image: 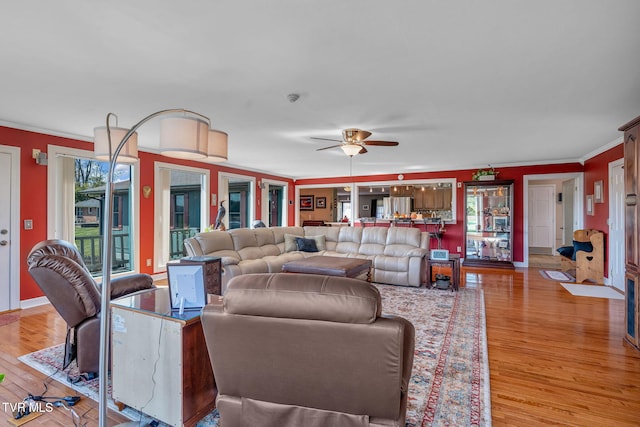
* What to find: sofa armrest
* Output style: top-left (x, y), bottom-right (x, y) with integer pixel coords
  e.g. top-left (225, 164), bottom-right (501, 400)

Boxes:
top-left (406, 248), bottom-right (429, 258)
top-left (110, 274), bottom-right (155, 300)
top-left (221, 256), bottom-right (240, 266)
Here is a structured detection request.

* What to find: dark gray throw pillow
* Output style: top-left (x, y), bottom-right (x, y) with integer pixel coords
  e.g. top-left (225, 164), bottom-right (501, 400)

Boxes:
top-left (295, 237), bottom-right (319, 252)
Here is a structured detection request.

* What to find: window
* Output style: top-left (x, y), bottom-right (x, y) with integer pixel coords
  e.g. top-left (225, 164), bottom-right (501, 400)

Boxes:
top-left (229, 183), bottom-right (249, 229)
top-left (218, 172), bottom-right (256, 230)
top-left (48, 146), bottom-right (138, 276)
top-left (154, 162), bottom-right (209, 269)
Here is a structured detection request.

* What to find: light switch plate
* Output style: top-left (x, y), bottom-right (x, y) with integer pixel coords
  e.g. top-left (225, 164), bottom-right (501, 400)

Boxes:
top-left (24, 219), bottom-right (33, 230)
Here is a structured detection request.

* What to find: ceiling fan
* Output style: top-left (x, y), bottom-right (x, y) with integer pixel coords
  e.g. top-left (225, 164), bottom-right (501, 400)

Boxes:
top-left (312, 128), bottom-right (399, 156)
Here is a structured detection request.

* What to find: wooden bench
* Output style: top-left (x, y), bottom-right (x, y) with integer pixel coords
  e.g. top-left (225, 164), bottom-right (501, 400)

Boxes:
top-left (559, 229), bottom-right (604, 283)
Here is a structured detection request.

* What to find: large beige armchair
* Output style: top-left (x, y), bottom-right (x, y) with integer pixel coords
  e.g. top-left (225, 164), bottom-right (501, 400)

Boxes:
top-left (201, 273), bottom-right (415, 427)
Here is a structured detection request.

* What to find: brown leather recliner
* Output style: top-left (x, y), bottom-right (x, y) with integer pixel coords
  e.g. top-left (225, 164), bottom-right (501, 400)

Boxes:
top-left (27, 239), bottom-right (155, 376)
top-left (201, 273), bottom-right (415, 427)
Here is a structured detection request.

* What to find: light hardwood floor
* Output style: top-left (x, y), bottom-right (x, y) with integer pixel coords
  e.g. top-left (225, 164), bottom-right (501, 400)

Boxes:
top-left (1, 267), bottom-right (639, 426)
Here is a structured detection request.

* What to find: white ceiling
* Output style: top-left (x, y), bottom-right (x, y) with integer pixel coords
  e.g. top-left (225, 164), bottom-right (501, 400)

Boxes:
top-left (1, 1), bottom-right (639, 179)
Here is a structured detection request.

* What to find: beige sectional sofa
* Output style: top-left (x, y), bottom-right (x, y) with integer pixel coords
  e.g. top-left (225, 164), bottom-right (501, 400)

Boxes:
top-left (183, 226), bottom-right (430, 293)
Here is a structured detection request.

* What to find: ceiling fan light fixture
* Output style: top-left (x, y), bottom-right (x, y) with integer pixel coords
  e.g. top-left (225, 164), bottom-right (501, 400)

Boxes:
top-left (341, 144), bottom-right (362, 157)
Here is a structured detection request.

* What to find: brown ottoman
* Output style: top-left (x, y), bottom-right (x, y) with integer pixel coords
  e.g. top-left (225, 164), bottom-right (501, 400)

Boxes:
top-left (282, 256), bottom-right (372, 282)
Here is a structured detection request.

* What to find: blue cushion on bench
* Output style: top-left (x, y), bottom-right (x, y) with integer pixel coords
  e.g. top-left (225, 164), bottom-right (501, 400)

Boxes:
top-left (557, 246), bottom-right (574, 260)
top-left (572, 240), bottom-right (593, 260)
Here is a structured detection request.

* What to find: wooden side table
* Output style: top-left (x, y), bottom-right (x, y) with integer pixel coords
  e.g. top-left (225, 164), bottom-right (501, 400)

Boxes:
top-left (180, 256), bottom-right (222, 296)
top-left (111, 287), bottom-right (217, 426)
top-left (426, 254), bottom-right (460, 291)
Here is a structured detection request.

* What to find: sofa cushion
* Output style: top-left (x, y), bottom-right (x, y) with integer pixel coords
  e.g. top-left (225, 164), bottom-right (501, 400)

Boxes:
top-left (253, 229), bottom-right (281, 256)
top-left (296, 237), bottom-right (319, 252)
top-left (374, 255), bottom-right (410, 272)
top-left (386, 227), bottom-right (422, 247)
top-left (335, 227), bottom-right (362, 254)
top-left (237, 259), bottom-right (270, 275)
top-left (194, 231), bottom-right (236, 255)
top-left (263, 253), bottom-right (305, 273)
top-left (359, 227), bottom-right (388, 256)
top-left (284, 234), bottom-right (300, 252)
top-left (304, 226), bottom-right (340, 251)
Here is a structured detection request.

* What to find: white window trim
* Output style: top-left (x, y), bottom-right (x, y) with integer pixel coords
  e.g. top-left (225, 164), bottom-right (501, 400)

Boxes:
top-left (154, 161), bottom-right (210, 271)
top-left (47, 144), bottom-right (141, 277)
top-left (260, 178), bottom-right (289, 226)
top-left (218, 171), bottom-right (256, 229)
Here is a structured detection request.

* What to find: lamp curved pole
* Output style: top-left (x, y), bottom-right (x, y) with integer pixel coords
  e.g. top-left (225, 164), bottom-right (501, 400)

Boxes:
top-left (98, 109), bottom-right (210, 427)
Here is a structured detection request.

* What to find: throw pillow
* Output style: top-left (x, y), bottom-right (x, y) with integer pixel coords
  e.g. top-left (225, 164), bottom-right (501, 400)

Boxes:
top-left (306, 234), bottom-right (326, 251)
top-left (556, 246), bottom-right (574, 260)
top-left (572, 240), bottom-right (593, 261)
top-left (295, 237), bottom-right (319, 252)
top-left (284, 234), bottom-right (299, 252)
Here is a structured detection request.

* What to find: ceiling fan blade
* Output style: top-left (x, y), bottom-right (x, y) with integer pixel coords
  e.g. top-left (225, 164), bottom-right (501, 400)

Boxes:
top-left (359, 146), bottom-right (368, 154)
top-left (316, 144), bottom-right (343, 151)
top-left (362, 140), bottom-right (399, 146)
top-left (311, 137), bottom-right (343, 143)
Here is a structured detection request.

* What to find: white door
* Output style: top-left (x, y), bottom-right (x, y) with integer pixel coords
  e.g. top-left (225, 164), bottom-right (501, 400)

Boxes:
top-left (609, 161), bottom-right (625, 291)
top-left (0, 149), bottom-right (17, 312)
top-left (528, 185), bottom-right (555, 251)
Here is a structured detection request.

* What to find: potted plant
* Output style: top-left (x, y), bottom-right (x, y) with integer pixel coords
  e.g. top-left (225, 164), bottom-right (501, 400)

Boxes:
top-left (472, 166), bottom-right (498, 181)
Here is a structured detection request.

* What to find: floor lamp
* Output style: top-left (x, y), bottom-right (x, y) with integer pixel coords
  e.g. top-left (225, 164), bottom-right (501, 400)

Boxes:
top-left (93, 109), bottom-right (227, 427)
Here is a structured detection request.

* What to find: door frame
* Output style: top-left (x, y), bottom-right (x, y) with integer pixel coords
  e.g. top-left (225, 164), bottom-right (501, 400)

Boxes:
top-left (260, 178), bottom-right (288, 226)
top-left (523, 172), bottom-right (584, 268)
top-left (218, 171), bottom-right (256, 229)
top-left (0, 145), bottom-right (20, 310)
top-left (153, 162), bottom-right (210, 271)
top-left (608, 158), bottom-right (624, 289)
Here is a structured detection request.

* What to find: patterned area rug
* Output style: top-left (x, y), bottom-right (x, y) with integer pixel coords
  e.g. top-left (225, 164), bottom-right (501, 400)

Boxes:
top-left (19, 285), bottom-right (490, 427)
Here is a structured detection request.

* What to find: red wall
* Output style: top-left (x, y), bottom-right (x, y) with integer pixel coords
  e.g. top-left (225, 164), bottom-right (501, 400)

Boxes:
top-left (0, 125), bottom-right (294, 301)
top-left (582, 144), bottom-right (625, 276)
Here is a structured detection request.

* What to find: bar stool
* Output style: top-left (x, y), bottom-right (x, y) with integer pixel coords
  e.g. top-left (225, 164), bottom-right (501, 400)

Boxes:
top-left (423, 218), bottom-right (443, 249)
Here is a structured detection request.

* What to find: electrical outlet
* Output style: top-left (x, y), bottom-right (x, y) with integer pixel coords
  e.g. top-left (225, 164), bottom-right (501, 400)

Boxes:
top-left (146, 259), bottom-right (152, 267)
top-left (457, 246), bottom-right (462, 252)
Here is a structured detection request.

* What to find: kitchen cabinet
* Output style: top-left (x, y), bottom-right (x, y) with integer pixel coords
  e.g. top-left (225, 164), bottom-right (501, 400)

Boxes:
top-left (413, 187), bottom-right (452, 210)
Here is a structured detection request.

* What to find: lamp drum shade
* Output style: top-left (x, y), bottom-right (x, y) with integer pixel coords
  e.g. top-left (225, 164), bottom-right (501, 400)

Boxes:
top-left (159, 116), bottom-right (209, 159)
top-left (207, 129), bottom-right (228, 162)
top-left (94, 126), bottom-right (139, 163)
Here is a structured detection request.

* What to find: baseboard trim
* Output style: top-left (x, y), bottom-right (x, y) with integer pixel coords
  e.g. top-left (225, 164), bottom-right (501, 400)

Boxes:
top-left (20, 296), bottom-right (50, 309)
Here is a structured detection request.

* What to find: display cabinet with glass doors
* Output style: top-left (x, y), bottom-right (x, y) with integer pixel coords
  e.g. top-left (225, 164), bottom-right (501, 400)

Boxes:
top-left (463, 180), bottom-right (515, 269)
